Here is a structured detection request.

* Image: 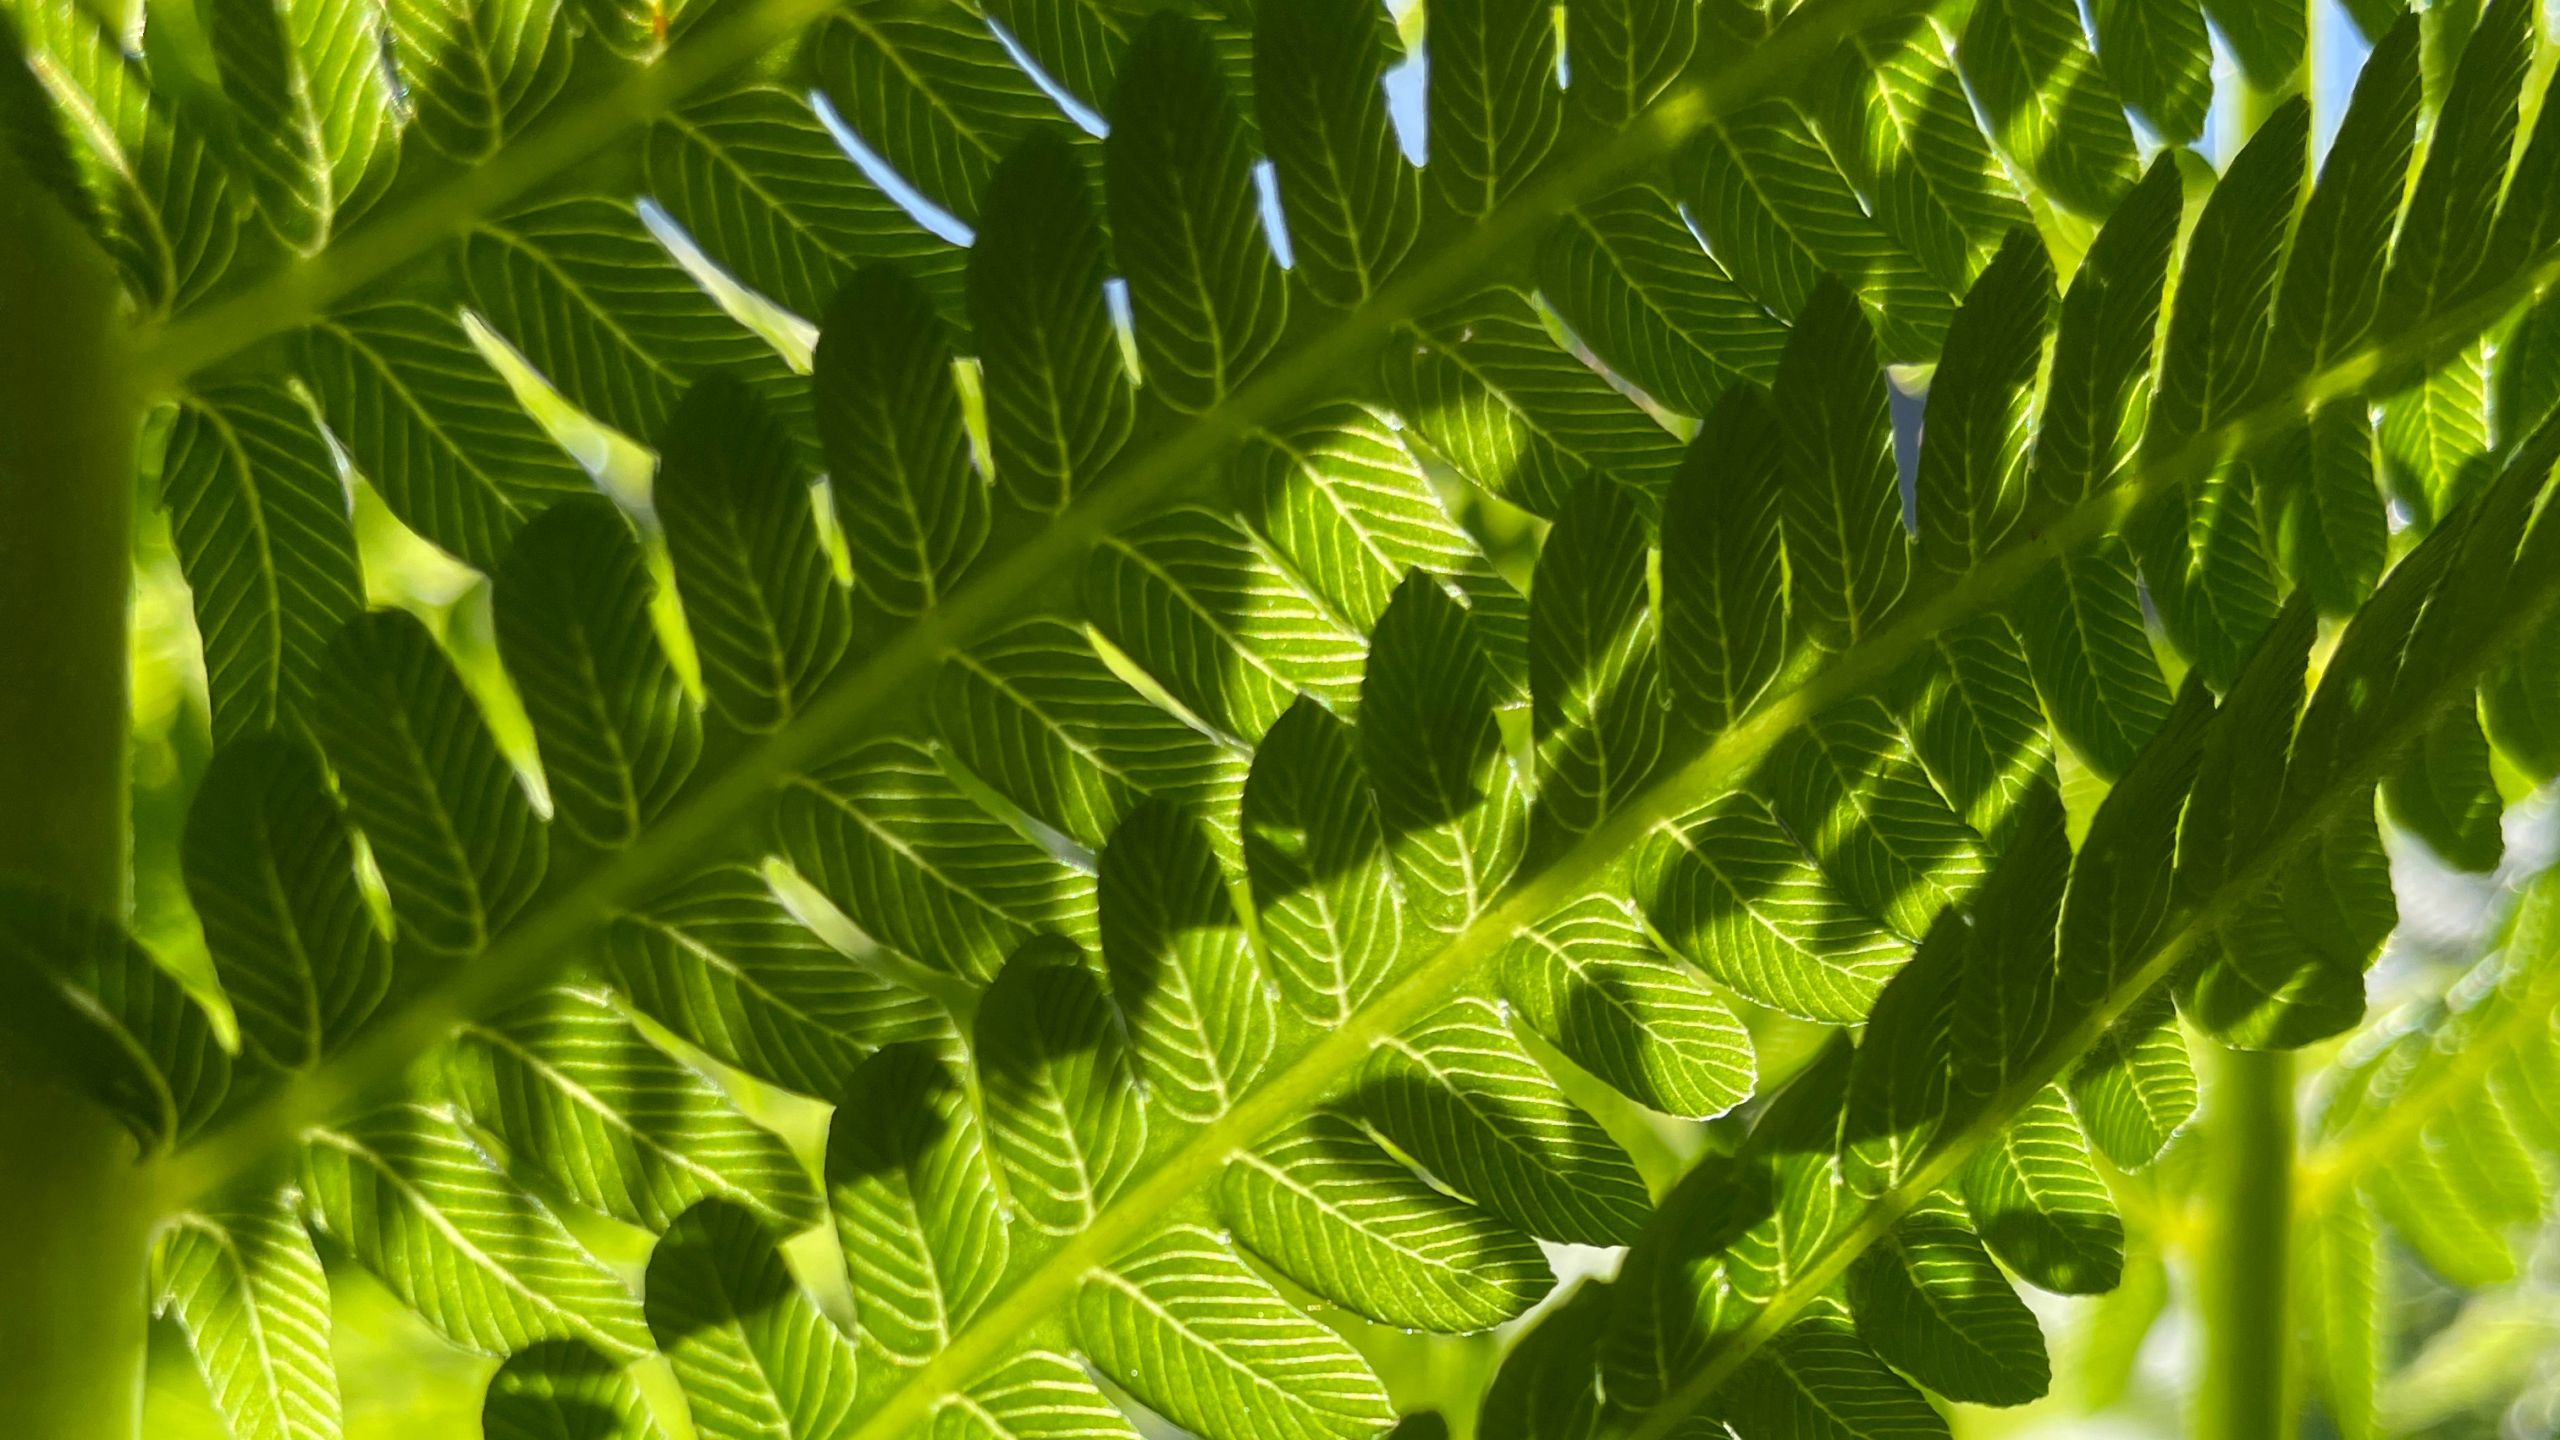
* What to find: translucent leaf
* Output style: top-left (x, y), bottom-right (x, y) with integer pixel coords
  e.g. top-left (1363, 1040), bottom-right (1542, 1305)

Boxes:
top-left (1959, 1085), bottom-right (2123, 1295)
top-left (2268, 19), bottom-right (2421, 377)
top-left (810, 4), bottom-right (1064, 227)
top-left (494, 498), bottom-right (700, 847)
top-left (2014, 541), bottom-right (2174, 781)
top-left (298, 301), bottom-right (592, 572)
top-left (975, 942), bottom-right (1147, 1233)
top-left (310, 609), bottom-right (547, 956)
top-left (2381, 0), bottom-right (2531, 334)
top-left (2025, 159), bottom-right (2178, 514)
top-left (1476, 1279), bottom-right (1609, 1440)
top-left (604, 864), bottom-right (945, 1101)
top-left (778, 738), bottom-right (1098, 986)
top-left (1759, 696), bottom-right (1986, 940)
top-left (386, 0), bottom-right (569, 164)
top-left (929, 1350), bottom-right (1142, 1440)
top-left (1219, 1110), bottom-right (1550, 1332)
top-left (2086, 0), bottom-right (2211, 145)
top-left (1847, 1193), bottom-right (2049, 1406)
top-left (1097, 800), bottom-right (1274, 1119)
top-left (1254, 0), bottom-right (1417, 305)
top-left (160, 381), bottom-right (367, 746)
top-left (1774, 279), bottom-right (1908, 651)
top-left (152, 1190), bottom-right (342, 1440)
top-left (184, 733), bottom-right (391, 1069)
top-left (1501, 893), bottom-right (1754, 1120)
top-left (1956, 0), bottom-right (2140, 219)
top-left (1719, 1296), bottom-right (1952, 1438)
top-left (1538, 183), bottom-right (1786, 417)
top-left (2066, 985), bottom-right (2195, 1169)
top-left (1353, 995), bottom-right (1653, 1245)
top-left (205, 0), bottom-right (397, 250)
top-left (814, 263), bottom-right (989, 616)
top-left (301, 1104), bottom-right (649, 1357)
top-left (827, 1043), bottom-right (1009, 1386)
top-left (1076, 1225), bottom-right (1397, 1440)
top-left (655, 374), bottom-right (851, 731)
top-left (1428, 0), bottom-right (1560, 217)
top-left (1914, 232), bottom-right (2052, 581)
top-left (1107, 10), bottom-right (1286, 411)
top-left (1659, 383), bottom-right (1790, 733)
top-left (1818, 21), bottom-right (2034, 294)
top-left (646, 1199), bottom-right (859, 1440)
top-left (448, 985), bottom-right (821, 1232)
top-left (1530, 473), bottom-right (1671, 854)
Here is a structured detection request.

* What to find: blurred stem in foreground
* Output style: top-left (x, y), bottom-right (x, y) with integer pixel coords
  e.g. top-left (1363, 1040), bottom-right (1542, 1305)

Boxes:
top-left (2198, 1045), bottom-right (2299, 1440)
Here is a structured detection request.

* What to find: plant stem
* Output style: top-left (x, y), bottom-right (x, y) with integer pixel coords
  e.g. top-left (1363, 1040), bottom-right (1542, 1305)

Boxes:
top-left (0, 109), bottom-right (152, 1440)
top-left (2198, 1045), bottom-right (2298, 1440)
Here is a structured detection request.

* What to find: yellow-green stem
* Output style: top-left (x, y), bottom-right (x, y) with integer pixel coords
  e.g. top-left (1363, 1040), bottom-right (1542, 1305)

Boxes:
top-left (0, 118), bottom-right (152, 1440)
top-left (2198, 1046), bottom-right (2299, 1440)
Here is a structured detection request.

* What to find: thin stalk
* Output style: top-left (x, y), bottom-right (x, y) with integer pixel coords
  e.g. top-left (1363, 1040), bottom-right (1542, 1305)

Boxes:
top-left (0, 126), bottom-right (151, 1440)
top-left (2198, 1046), bottom-right (2299, 1440)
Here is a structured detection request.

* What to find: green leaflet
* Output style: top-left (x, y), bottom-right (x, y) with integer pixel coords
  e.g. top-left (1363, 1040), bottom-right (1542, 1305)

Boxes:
top-left (1660, 383), bottom-right (1790, 734)
top-left (933, 616), bottom-right (1249, 859)
top-left (1638, 790), bottom-right (1910, 1024)
top-left (310, 609), bottom-right (547, 956)
top-left (1084, 507), bottom-right (1367, 744)
top-left (2378, 341), bottom-right (2494, 532)
top-left (1478, 1281), bottom-right (1607, 1440)
top-left (969, 129), bottom-right (1131, 514)
top-left (647, 1199), bottom-right (860, 1440)
top-left (2268, 18), bottom-right (2421, 378)
top-left (1538, 183), bottom-right (1787, 418)
top-left (1956, 0), bottom-right (2140, 219)
top-left (1719, 1295), bottom-right (1951, 1438)
top-left (646, 85), bottom-right (969, 327)
top-left (7, 0), bottom-right (238, 313)
top-left (2128, 457), bottom-right (2283, 697)
top-left (463, 198), bottom-right (800, 446)
top-left (205, 0), bottom-right (397, 250)
top-left (777, 738), bottom-right (1098, 986)
top-left (1840, 911), bottom-right (1963, 1197)
top-left (605, 863), bottom-right (946, 1099)
top-left (655, 374), bottom-right (850, 731)
top-left (1681, 101), bottom-right (1952, 362)
top-left (1959, 1084), bottom-right (2123, 1294)
top-left (1775, 279), bottom-right (1908, 652)
top-left (386, 0), bottom-right (570, 164)
top-left (2493, 290), bottom-right (2560, 454)
top-left (2054, 676), bottom-right (2208, 1010)
top-left (1570, 0), bottom-right (1695, 127)
top-left (1818, 19), bottom-right (2033, 295)
top-left (1846, 1192), bottom-right (2049, 1407)
top-left (2149, 97), bottom-right (2309, 450)
top-left (2383, 699), bottom-right (2505, 872)
top-left (1951, 779), bottom-right (2070, 1100)
top-left (2362, 1051), bottom-right (2550, 1288)
top-left (1914, 231), bottom-right (2053, 581)
top-left (827, 1043), bottom-right (1010, 1384)
top-left (814, 264), bottom-right (989, 617)
top-left (183, 733), bottom-right (391, 1069)
top-left (2381, 0), bottom-right (2532, 335)
top-left (978, 0), bottom-right (1138, 119)
top-left (1097, 800), bottom-right (1275, 1118)
top-left (2065, 984), bottom-right (2196, 1169)
top-left (1108, 10), bottom-right (1286, 412)
top-left (2296, 1193), bottom-right (2384, 1440)
top-left (929, 1350), bottom-right (1144, 1440)
top-left (495, 498), bottom-right (699, 848)
top-left (2086, 0), bottom-right (2211, 145)
top-left (2175, 597), bottom-right (2310, 898)
top-left (1605, 1042), bottom-right (1856, 1409)
top-left (1361, 572), bottom-right (1528, 931)
top-left (975, 941), bottom-right (1147, 1234)
top-left (2201, 0), bottom-right (2302, 90)
top-left (1244, 696), bottom-right (1411, 1022)
top-left (160, 380), bottom-right (368, 746)
top-left (1759, 695), bottom-right (1987, 940)
top-left (298, 301), bottom-right (593, 573)
top-left (2026, 158), bottom-right (2178, 515)
top-left (2014, 540), bottom-right (2174, 780)
top-left (2262, 402), bottom-right (2389, 618)
top-left (0, 878), bottom-right (231, 1151)
top-left (1500, 893), bottom-right (1754, 1120)
top-left (1076, 1224), bottom-right (1398, 1440)
top-left (810, 2), bottom-right (1064, 227)
top-left (1255, 0), bottom-right (1416, 306)
top-left (447, 984), bottom-right (822, 1232)
top-left (1235, 402), bottom-right (1515, 643)
top-left (1384, 287), bottom-right (1688, 516)
top-left (482, 1342), bottom-right (663, 1440)
top-left (2492, 45), bottom-right (2560, 280)
top-left (152, 1190), bottom-right (341, 1440)
top-left (301, 1104), bottom-right (650, 1358)
top-left (1428, 0), bottom-right (1561, 217)
top-left (1530, 473), bottom-right (1670, 855)
top-left (2484, 606), bottom-right (2560, 783)
top-left (1894, 615), bottom-right (2052, 852)
top-left (1354, 994), bottom-right (1653, 1245)
top-left (1219, 1110), bottom-right (1551, 1333)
